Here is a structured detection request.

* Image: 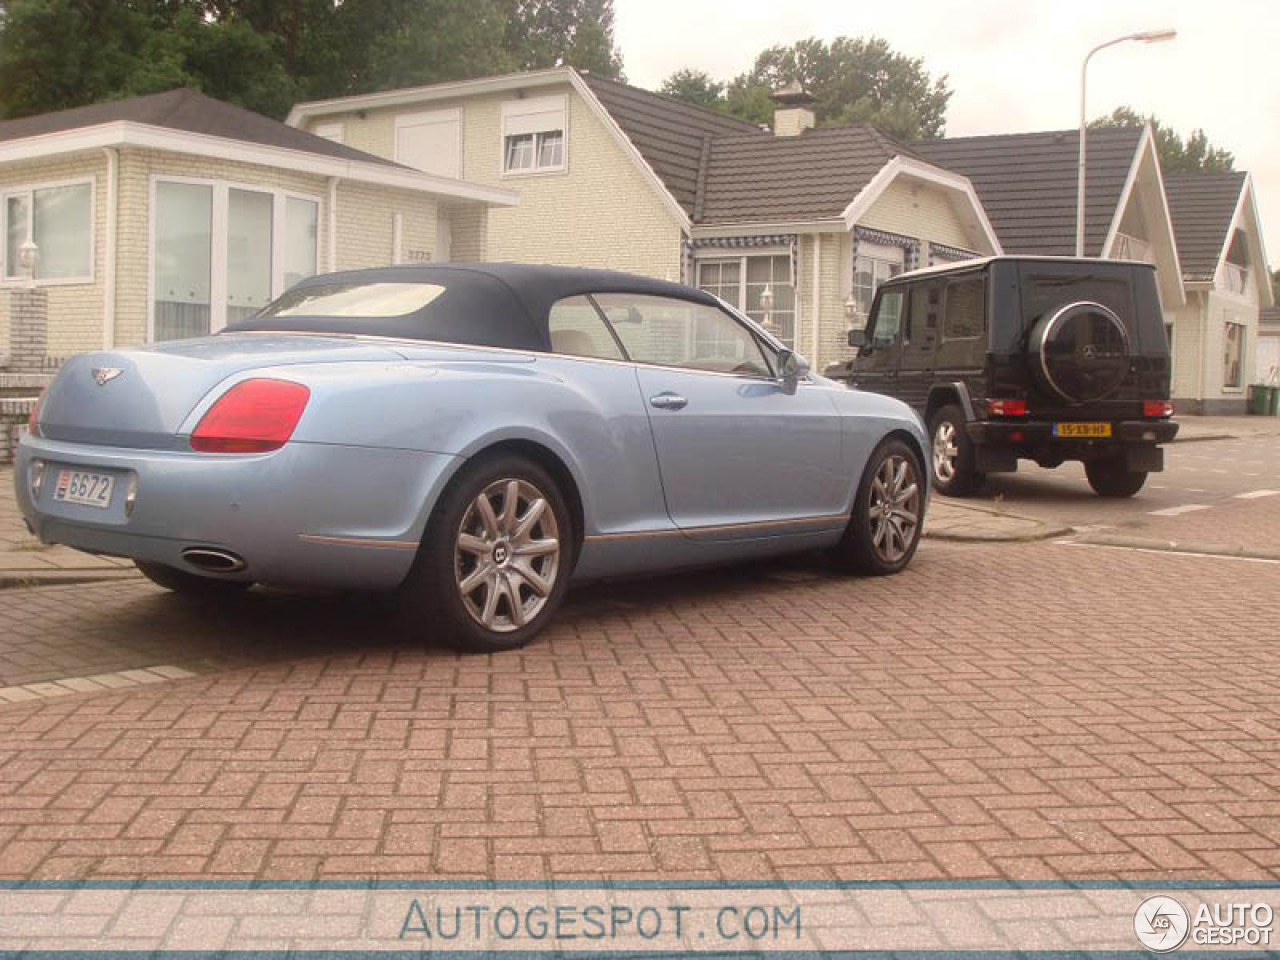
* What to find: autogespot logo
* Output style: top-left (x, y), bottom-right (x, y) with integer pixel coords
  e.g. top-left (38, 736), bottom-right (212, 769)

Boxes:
top-left (1134, 895), bottom-right (1191, 952)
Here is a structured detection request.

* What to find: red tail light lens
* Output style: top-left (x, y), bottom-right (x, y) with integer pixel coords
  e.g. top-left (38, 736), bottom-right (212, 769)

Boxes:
top-left (26, 393), bottom-right (42, 437)
top-left (988, 398), bottom-right (1027, 417)
top-left (191, 378), bottom-right (310, 453)
top-left (1143, 400), bottom-right (1174, 418)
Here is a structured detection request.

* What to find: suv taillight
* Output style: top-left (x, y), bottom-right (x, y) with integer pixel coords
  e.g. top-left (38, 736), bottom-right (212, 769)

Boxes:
top-left (1143, 400), bottom-right (1174, 418)
top-left (26, 393), bottom-right (42, 437)
top-left (191, 378), bottom-right (310, 453)
top-left (988, 398), bottom-right (1027, 417)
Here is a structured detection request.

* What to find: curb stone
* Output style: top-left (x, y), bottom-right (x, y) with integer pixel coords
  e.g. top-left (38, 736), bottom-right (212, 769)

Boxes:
top-left (0, 569), bottom-right (143, 589)
top-left (1068, 531), bottom-right (1280, 562)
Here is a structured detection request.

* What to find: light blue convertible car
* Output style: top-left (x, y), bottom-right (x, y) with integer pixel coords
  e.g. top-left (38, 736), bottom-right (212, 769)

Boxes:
top-left (16, 264), bottom-right (928, 651)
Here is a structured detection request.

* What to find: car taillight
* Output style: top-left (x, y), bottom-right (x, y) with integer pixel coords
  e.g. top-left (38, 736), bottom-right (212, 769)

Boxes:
top-left (26, 393), bottom-right (42, 437)
top-left (1143, 400), bottom-right (1174, 418)
top-left (190, 378), bottom-right (310, 453)
top-left (988, 398), bottom-right (1027, 417)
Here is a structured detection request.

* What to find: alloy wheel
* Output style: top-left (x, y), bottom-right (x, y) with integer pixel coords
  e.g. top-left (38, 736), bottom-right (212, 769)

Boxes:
top-left (868, 454), bottom-right (922, 565)
top-left (454, 478), bottom-right (561, 633)
top-left (933, 420), bottom-right (958, 484)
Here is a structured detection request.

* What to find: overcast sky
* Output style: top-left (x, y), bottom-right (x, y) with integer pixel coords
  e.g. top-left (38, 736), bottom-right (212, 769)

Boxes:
top-left (613, 0), bottom-right (1280, 269)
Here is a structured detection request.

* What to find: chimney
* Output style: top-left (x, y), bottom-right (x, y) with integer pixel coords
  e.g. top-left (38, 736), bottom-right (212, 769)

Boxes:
top-left (770, 79), bottom-right (816, 137)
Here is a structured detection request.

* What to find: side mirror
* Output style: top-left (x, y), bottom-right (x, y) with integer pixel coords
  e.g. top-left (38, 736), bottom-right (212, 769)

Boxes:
top-left (777, 349), bottom-right (810, 388)
top-left (847, 328), bottom-right (867, 348)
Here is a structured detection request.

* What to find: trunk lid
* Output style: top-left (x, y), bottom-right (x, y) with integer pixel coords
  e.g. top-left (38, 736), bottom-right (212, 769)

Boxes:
top-left (38, 334), bottom-right (406, 449)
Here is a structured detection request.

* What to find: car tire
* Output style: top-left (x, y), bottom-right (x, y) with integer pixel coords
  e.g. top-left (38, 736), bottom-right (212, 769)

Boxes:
top-left (930, 404), bottom-right (985, 497)
top-left (830, 437), bottom-right (926, 576)
top-left (1085, 460), bottom-right (1148, 498)
top-left (402, 454), bottom-right (574, 653)
top-left (135, 561), bottom-right (252, 597)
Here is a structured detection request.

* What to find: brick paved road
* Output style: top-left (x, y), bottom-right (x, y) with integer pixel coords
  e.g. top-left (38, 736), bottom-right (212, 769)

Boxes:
top-left (0, 534), bottom-right (1276, 883)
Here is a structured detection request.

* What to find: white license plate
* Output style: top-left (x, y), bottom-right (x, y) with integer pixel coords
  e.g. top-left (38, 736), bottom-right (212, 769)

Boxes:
top-left (54, 469), bottom-right (115, 509)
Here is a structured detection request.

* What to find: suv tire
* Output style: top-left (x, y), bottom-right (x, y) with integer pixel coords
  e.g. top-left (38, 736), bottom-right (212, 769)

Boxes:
top-left (401, 454), bottom-right (574, 653)
top-left (1085, 459), bottom-right (1148, 498)
top-left (929, 404), bottom-right (984, 497)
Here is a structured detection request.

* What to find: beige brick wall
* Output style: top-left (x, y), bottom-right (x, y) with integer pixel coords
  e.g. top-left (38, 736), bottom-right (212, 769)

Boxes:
top-left (860, 179), bottom-right (976, 253)
top-left (0, 152), bottom-right (108, 360)
top-left (332, 180), bottom-right (437, 270)
top-left (305, 82), bottom-right (685, 279)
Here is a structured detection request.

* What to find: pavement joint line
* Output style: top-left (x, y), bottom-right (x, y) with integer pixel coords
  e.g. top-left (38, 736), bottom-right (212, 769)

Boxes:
top-left (1146, 504), bottom-right (1212, 517)
top-left (0, 664), bottom-right (202, 703)
top-left (1235, 489), bottom-right (1279, 499)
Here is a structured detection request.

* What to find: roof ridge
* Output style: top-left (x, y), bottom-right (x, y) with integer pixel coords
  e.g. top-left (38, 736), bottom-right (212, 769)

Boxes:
top-left (910, 125), bottom-right (1142, 147)
top-left (579, 72), bottom-right (764, 134)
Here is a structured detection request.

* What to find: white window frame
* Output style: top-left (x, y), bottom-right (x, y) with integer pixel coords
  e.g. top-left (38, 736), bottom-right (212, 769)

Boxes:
top-left (1223, 320), bottom-right (1246, 391)
top-left (147, 175), bottom-right (321, 340)
top-left (394, 107), bottom-right (463, 179)
top-left (0, 175), bottom-right (96, 287)
top-left (852, 242), bottom-right (905, 321)
top-left (694, 247), bottom-right (797, 347)
top-left (311, 121), bottom-right (346, 144)
top-left (500, 94), bottom-right (568, 178)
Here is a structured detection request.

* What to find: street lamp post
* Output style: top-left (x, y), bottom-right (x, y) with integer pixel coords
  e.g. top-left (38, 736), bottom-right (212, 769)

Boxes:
top-left (1076, 28), bottom-right (1177, 258)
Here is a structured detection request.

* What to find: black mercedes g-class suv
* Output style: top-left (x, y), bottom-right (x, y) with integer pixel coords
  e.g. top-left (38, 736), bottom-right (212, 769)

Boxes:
top-left (826, 256), bottom-right (1178, 497)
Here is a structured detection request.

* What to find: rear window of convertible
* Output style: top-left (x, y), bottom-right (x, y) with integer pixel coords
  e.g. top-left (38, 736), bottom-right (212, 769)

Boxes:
top-left (261, 282), bottom-right (447, 318)
top-left (224, 274), bottom-right (544, 350)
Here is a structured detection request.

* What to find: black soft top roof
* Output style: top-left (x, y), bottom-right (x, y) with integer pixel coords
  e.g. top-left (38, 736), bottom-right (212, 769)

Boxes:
top-left (225, 263), bottom-right (722, 350)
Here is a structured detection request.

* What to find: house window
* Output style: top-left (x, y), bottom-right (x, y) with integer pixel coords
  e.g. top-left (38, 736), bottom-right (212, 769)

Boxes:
top-left (501, 95), bottom-right (567, 175)
top-left (152, 178), bottom-right (319, 341)
top-left (3, 180), bottom-right (93, 282)
top-left (311, 121), bottom-right (345, 144)
top-left (395, 108), bottom-right (462, 179)
top-left (1223, 321), bottom-right (1245, 389)
top-left (853, 247), bottom-right (904, 318)
top-left (696, 253), bottom-right (796, 347)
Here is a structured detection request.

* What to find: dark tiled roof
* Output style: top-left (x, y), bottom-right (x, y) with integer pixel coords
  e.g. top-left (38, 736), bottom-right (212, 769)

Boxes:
top-left (699, 125), bottom-right (918, 225)
top-left (0, 87), bottom-right (399, 167)
top-left (913, 127), bottom-right (1143, 256)
top-left (1163, 172), bottom-right (1246, 281)
top-left (578, 73), bottom-right (766, 216)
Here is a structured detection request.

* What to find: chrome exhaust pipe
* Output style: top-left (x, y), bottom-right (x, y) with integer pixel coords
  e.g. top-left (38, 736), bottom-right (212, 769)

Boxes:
top-left (181, 547), bottom-right (247, 573)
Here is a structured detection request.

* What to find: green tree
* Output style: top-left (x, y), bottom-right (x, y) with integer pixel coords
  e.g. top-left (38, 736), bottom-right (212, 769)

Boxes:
top-left (658, 68), bottom-right (725, 112)
top-left (659, 36), bottom-right (951, 141)
top-left (1090, 106), bottom-right (1235, 174)
top-left (503, 0), bottom-right (623, 78)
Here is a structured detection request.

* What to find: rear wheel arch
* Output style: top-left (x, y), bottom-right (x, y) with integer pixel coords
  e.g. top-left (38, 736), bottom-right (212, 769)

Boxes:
top-left (442, 438), bottom-right (585, 561)
top-left (925, 383), bottom-right (975, 424)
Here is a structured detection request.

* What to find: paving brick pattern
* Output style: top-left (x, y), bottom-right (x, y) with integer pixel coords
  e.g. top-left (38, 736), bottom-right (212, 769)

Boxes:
top-left (0, 538), bottom-right (1276, 882)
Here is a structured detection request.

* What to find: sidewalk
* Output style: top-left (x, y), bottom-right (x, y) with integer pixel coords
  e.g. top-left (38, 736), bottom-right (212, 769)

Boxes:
top-left (1173, 412), bottom-right (1280, 442)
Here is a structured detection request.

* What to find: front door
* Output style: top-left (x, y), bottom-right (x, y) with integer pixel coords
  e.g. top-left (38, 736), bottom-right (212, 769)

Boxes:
top-left (591, 292), bottom-right (847, 540)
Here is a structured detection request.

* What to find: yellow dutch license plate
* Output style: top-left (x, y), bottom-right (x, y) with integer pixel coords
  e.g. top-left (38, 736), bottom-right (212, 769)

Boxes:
top-left (1053, 422), bottom-right (1112, 438)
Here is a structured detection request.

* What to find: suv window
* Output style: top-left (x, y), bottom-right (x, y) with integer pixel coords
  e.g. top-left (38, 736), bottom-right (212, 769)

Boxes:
top-left (548, 295), bottom-right (624, 360)
top-left (869, 289), bottom-right (905, 347)
top-left (944, 277), bottom-right (985, 340)
top-left (591, 293), bottom-right (771, 376)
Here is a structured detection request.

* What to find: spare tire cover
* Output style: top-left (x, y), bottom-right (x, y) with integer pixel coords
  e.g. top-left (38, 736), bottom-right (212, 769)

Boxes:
top-left (1030, 301), bottom-right (1131, 403)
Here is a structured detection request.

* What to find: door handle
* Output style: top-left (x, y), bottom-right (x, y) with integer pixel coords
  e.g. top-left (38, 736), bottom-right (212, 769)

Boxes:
top-left (649, 392), bottom-right (688, 410)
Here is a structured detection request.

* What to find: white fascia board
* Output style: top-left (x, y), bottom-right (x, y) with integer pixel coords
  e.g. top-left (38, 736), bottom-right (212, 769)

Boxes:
top-left (286, 68), bottom-right (574, 127)
top-left (691, 219), bottom-right (845, 238)
top-left (841, 156), bottom-right (1002, 254)
top-left (1106, 126), bottom-right (1185, 307)
top-left (564, 71), bottom-right (692, 233)
top-left (0, 120), bottom-right (518, 207)
top-left (1221, 175), bottom-right (1274, 307)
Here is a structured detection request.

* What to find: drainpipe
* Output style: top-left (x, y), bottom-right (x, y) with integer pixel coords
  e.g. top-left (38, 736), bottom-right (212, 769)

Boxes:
top-left (810, 233), bottom-right (822, 366)
top-left (101, 147), bottom-right (118, 348)
top-left (327, 177), bottom-right (340, 272)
